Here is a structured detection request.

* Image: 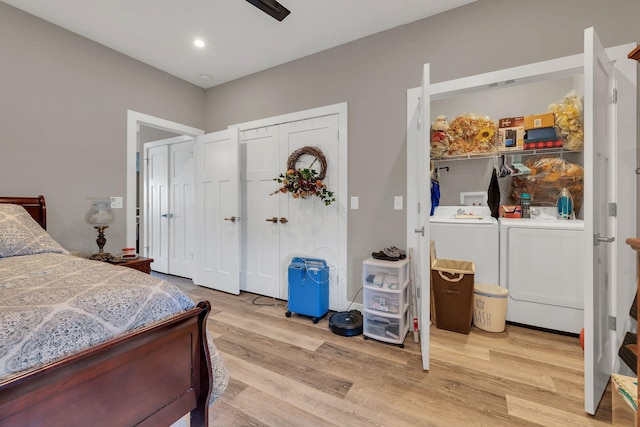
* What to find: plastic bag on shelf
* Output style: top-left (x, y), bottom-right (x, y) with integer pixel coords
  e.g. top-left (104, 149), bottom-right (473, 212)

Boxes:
top-left (445, 113), bottom-right (497, 156)
top-left (549, 90), bottom-right (584, 151)
top-left (430, 115), bottom-right (450, 159)
top-left (509, 156), bottom-right (584, 212)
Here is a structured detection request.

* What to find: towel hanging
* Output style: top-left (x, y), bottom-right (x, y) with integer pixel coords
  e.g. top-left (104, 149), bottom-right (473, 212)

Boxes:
top-left (487, 168), bottom-right (500, 219)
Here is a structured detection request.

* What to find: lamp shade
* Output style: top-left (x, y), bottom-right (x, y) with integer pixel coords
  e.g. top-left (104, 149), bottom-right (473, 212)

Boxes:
top-left (85, 198), bottom-right (115, 226)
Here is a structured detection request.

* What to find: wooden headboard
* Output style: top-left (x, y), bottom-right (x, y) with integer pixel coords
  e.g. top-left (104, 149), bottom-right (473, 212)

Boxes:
top-left (0, 196), bottom-right (47, 229)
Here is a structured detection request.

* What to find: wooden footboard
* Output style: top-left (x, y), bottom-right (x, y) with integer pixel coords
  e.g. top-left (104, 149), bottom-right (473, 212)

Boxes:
top-left (0, 301), bottom-right (213, 427)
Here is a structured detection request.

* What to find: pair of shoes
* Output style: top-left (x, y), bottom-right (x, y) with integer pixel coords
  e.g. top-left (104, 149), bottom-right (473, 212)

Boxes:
top-left (387, 246), bottom-right (406, 259)
top-left (372, 251), bottom-right (399, 261)
top-left (371, 246), bottom-right (407, 261)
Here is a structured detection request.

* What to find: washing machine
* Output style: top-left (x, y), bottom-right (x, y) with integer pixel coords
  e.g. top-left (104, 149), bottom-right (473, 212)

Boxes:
top-left (499, 207), bottom-right (584, 334)
top-left (430, 206), bottom-right (499, 285)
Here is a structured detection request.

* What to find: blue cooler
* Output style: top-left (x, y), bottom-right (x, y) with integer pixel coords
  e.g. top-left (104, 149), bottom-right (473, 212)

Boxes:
top-left (286, 257), bottom-right (329, 323)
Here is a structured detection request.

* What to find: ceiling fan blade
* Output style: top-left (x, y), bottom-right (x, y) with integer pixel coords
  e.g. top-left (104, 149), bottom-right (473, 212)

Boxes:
top-left (246, 0), bottom-right (290, 21)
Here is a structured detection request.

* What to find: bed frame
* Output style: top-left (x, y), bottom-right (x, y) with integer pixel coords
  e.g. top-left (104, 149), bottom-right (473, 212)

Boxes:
top-left (0, 196), bottom-right (213, 426)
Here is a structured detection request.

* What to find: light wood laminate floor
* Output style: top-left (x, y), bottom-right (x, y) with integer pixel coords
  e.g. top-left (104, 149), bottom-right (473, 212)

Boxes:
top-left (156, 272), bottom-right (614, 427)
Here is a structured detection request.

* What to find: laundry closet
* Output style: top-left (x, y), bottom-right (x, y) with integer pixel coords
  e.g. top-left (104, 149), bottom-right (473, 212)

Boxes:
top-left (407, 27), bottom-right (637, 414)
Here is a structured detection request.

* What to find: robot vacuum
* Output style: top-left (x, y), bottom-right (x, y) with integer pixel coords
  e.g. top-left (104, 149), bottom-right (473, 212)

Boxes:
top-left (328, 310), bottom-right (363, 336)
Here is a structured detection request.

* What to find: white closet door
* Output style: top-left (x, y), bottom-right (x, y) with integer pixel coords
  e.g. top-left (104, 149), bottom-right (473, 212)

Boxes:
top-left (277, 115), bottom-right (341, 303)
top-left (167, 140), bottom-right (194, 278)
top-left (239, 126), bottom-right (281, 297)
top-left (583, 26), bottom-right (615, 415)
top-left (240, 114), bottom-right (342, 305)
top-left (144, 143), bottom-right (169, 273)
top-left (144, 136), bottom-right (194, 277)
top-left (193, 128), bottom-right (240, 294)
top-left (417, 64), bottom-right (431, 371)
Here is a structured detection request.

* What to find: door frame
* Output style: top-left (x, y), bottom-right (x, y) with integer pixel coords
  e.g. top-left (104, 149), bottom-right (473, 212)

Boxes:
top-left (230, 102), bottom-right (349, 311)
top-left (143, 136), bottom-right (196, 276)
top-left (126, 111), bottom-right (204, 250)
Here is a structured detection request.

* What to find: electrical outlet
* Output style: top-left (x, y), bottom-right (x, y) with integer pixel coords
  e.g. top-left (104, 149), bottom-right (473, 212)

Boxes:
top-left (110, 196), bottom-right (123, 209)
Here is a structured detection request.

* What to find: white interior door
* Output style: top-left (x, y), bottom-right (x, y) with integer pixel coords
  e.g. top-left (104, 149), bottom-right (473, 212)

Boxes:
top-left (417, 64), bottom-right (432, 370)
top-left (167, 140), bottom-right (194, 278)
top-left (233, 103), bottom-right (348, 311)
top-left (144, 143), bottom-right (169, 273)
top-left (239, 126), bottom-right (281, 297)
top-left (143, 136), bottom-right (194, 277)
top-left (583, 26), bottom-right (614, 415)
top-left (278, 115), bottom-right (341, 304)
top-left (193, 128), bottom-right (240, 294)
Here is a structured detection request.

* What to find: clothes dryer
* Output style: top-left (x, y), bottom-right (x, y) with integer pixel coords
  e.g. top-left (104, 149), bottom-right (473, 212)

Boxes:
top-left (430, 206), bottom-right (499, 286)
top-left (499, 208), bottom-right (584, 334)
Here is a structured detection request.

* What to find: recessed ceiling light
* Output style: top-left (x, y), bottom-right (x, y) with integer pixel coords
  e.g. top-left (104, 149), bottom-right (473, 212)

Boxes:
top-left (193, 39), bottom-right (205, 48)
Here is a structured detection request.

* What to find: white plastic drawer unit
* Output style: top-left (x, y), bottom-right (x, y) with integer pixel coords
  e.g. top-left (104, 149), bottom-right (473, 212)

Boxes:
top-left (364, 285), bottom-right (409, 314)
top-left (362, 258), bottom-right (409, 287)
top-left (363, 310), bottom-right (411, 341)
top-left (362, 257), bottom-right (411, 346)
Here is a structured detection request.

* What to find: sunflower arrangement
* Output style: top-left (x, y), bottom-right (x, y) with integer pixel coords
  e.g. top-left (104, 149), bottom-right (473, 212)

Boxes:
top-left (446, 113), bottom-right (497, 155)
top-left (271, 168), bottom-right (335, 206)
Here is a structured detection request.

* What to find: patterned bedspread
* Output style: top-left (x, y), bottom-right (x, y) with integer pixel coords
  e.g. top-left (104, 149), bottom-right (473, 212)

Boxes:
top-left (0, 253), bottom-right (228, 402)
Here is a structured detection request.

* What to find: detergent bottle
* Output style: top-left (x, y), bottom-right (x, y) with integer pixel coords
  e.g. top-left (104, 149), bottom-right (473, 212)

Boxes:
top-left (557, 188), bottom-right (574, 219)
top-left (520, 193), bottom-right (531, 218)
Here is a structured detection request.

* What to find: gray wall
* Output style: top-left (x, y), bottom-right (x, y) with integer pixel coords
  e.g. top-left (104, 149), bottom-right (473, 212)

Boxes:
top-left (0, 2), bottom-right (205, 255)
top-left (203, 0), bottom-right (640, 305)
top-left (0, 0), bottom-right (638, 306)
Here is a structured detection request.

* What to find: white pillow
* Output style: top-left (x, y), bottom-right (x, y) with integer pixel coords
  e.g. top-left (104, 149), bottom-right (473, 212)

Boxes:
top-left (0, 204), bottom-right (68, 258)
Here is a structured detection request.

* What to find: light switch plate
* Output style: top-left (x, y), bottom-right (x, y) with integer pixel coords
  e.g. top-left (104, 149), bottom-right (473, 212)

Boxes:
top-left (110, 197), bottom-right (123, 209)
top-left (394, 196), bottom-right (403, 210)
top-left (350, 196), bottom-right (359, 210)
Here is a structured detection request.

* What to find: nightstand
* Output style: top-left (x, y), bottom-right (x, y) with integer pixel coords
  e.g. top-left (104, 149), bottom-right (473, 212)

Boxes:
top-left (116, 257), bottom-right (154, 274)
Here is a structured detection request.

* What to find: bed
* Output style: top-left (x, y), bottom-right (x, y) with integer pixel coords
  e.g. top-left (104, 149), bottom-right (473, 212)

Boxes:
top-left (0, 196), bottom-right (228, 426)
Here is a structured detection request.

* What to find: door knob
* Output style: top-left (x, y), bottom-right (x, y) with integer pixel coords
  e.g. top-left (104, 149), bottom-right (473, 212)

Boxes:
top-left (266, 217), bottom-right (278, 223)
top-left (594, 233), bottom-right (615, 246)
top-left (279, 217), bottom-right (288, 224)
top-left (161, 213), bottom-right (174, 218)
top-left (224, 216), bottom-right (237, 222)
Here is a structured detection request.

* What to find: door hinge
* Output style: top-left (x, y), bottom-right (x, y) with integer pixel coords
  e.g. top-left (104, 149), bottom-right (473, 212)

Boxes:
top-left (608, 202), bottom-right (617, 217)
top-left (416, 287), bottom-right (420, 298)
top-left (417, 117), bottom-right (422, 130)
top-left (417, 202), bottom-right (421, 214)
top-left (608, 315), bottom-right (617, 331)
top-left (611, 88), bottom-right (617, 104)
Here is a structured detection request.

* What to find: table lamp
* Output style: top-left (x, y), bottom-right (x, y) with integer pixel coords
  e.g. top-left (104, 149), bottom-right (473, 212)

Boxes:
top-left (85, 198), bottom-right (115, 261)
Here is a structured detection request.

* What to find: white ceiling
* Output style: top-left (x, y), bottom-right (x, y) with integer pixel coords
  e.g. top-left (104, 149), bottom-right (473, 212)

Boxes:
top-left (2, 0), bottom-right (475, 89)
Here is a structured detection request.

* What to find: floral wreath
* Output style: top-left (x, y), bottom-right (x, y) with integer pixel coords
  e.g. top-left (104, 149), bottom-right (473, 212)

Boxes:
top-left (271, 146), bottom-right (335, 206)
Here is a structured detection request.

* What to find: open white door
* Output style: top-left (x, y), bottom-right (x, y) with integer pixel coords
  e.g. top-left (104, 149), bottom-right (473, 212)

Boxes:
top-left (144, 143), bottom-right (169, 273)
top-left (417, 64), bottom-right (432, 370)
top-left (193, 128), bottom-right (240, 294)
top-left (583, 26), bottom-right (615, 415)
